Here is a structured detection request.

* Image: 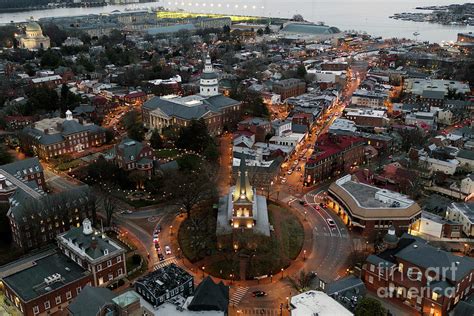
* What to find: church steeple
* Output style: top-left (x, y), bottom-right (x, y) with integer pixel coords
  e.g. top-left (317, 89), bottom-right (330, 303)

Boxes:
top-left (200, 52), bottom-right (219, 97)
top-left (233, 157), bottom-right (253, 202)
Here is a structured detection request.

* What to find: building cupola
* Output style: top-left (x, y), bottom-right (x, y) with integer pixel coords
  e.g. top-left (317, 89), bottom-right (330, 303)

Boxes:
top-left (199, 53), bottom-right (219, 97)
top-left (82, 218), bottom-right (93, 235)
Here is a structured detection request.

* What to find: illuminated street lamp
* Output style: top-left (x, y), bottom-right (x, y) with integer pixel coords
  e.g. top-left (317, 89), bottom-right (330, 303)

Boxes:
top-left (303, 250), bottom-right (307, 261)
top-left (202, 266), bottom-right (205, 278)
top-left (281, 268), bottom-right (284, 279)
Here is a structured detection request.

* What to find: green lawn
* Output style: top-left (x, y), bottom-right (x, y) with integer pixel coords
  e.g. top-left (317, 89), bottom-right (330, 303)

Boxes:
top-left (55, 159), bottom-right (82, 171)
top-left (155, 148), bottom-right (179, 158)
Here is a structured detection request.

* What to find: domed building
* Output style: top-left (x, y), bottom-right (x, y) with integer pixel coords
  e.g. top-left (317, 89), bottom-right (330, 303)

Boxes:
top-left (17, 20), bottom-right (50, 50)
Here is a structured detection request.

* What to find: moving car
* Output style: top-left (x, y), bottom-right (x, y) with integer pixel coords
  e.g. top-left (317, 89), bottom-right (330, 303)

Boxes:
top-left (287, 170), bottom-right (293, 175)
top-left (326, 218), bottom-right (336, 228)
top-left (158, 254), bottom-right (165, 261)
top-left (120, 209), bottom-right (132, 214)
top-left (165, 245), bottom-right (172, 255)
top-left (252, 291), bottom-right (267, 297)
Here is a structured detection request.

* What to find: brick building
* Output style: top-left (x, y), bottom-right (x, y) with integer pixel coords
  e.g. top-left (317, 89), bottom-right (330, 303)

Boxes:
top-left (57, 219), bottom-right (127, 288)
top-left (237, 117), bottom-right (272, 143)
top-left (7, 183), bottom-right (94, 251)
top-left (142, 55), bottom-right (241, 136)
top-left (113, 138), bottom-right (155, 179)
top-left (272, 79), bottom-right (306, 100)
top-left (304, 134), bottom-right (365, 186)
top-left (362, 232), bottom-right (474, 316)
top-left (1, 251), bottom-right (92, 316)
top-left (327, 175), bottom-right (421, 234)
top-left (20, 110), bottom-right (106, 160)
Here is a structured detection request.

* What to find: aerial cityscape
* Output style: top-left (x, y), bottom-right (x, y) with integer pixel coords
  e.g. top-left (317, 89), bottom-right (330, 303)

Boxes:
top-left (0, 0), bottom-right (472, 316)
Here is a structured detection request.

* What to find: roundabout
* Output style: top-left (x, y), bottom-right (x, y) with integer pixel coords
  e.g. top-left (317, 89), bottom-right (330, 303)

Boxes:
top-left (176, 201), bottom-right (307, 281)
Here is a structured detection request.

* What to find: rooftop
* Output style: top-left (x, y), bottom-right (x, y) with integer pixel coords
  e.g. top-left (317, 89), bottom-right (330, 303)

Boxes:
top-left (135, 264), bottom-right (193, 299)
top-left (290, 290), bottom-right (352, 316)
top-left (2, 251), bottom-right (89, 302)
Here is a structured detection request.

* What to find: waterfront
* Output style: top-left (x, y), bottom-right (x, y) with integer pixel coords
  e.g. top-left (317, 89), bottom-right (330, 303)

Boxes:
top-left (0, 0), bottom-right (473, 43)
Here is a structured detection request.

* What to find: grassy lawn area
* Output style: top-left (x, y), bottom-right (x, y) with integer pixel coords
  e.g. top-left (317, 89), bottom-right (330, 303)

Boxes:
top-left (155, 148), bottom-right (179, 159)
top-left (177, 202), bottom-right (304, 280)
top-left (55, 159), bottom-right (82, 171)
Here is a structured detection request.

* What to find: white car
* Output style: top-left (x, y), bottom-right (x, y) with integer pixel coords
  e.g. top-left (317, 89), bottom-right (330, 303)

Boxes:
top-left (281, 177), bottom-right (287, 183)
top-left (120, 209), bottom-right (132, 214)
top-left (165, 245), bottom-right (172, 255)
top-left (326, 218), bottom-right (336, 228)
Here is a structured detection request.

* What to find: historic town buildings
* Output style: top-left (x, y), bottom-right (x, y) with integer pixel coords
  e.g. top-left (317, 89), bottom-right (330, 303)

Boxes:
top-left (20, 110), bottom-right (106, 160)
top-left (142, 55), bottom-right (241, 136)
top-left (57, 219), bottom-right (127, 288)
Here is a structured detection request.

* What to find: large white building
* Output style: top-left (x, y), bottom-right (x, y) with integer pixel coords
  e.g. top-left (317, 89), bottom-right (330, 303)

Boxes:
top-left (17, 20), bottom-right (50, 50)
top-left (446, 202), bottom-right (474, 237)
top-left (404, 78), bottom-right (470, 96)
top-left (351, 89), bottom-right (387, 108)
top-left (290, 290), bottom-right (352, 316)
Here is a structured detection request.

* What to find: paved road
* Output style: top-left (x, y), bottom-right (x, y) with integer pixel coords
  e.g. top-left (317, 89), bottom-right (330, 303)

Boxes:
top-left (43, 168), bottom-right (81, 191)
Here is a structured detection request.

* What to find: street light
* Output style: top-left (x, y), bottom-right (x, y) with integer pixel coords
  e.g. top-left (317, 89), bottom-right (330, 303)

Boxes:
top-left (281, 268), bottom-right (284, 279)
top-left (202, 266), bottom-right (205, 278)
top-left (303, 250), bottom-right (307, 261)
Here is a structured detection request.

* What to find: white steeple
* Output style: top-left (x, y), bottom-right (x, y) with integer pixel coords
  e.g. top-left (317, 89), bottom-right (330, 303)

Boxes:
top-left (65, 110), bottom-right (73, 121)
top-left (200, 53), bottom-right (219, 97)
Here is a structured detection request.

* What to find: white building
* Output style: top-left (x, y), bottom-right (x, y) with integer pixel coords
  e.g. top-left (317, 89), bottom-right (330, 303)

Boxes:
top-left (351, 89), bottom-right (387, 108)
top-left (272, 119), bottom-right (292, 137)
top-left (457, 149), bottom-right (474, 172)
top-left (437, 109), bottom-right (454, 126)
top-left (290, 290), bottom-right (352, 316)
top-left (418, 212), bottom-right (447, 239)
top-left (16, 20), bottom-right (50, 50)
top-left (446, 202), bottom-right (474, 237)
top-left (404, 78), bottom-right (470, 96)
top-left (329, 118), bottom-right (357, 133)
top-left (405, 111), bottom-right (437, 130)
top-left (63, 37), bottom-right (84, 47)
top-left (269, 133), bottom-right (306, 148)
top-left (419, 156), bottom-right (459, 175)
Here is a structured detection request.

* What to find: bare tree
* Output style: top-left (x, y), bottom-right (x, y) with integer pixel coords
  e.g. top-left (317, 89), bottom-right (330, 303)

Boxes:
top-left (103, 196), bottom-right (116, 227)
top-left (165, 167), bottom-right (217, 218)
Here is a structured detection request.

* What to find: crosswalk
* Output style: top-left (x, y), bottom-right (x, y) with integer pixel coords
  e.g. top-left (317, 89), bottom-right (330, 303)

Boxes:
top-left (230, 286), bottom-right (249, 306)
top-left (235, 308), bottom-right (281, 315)
top-left (153, 257), bottom-right (177, 270)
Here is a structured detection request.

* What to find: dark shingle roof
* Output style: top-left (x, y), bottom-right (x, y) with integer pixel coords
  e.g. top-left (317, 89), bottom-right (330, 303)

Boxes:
top-left (143, 94), bottom-right (240, 121)
top-left (458, 149), bottom-right (474, 161)
top-left (3, 252), bottom-right (89, 302)
top-left (61, 225), bottom-right (120, 260)
top-left (187, 276), bottom-right (229, 312)
top-left (68, 286), bottom-right (116, 316)
top-left (1, 157), bottom-right (43, 179)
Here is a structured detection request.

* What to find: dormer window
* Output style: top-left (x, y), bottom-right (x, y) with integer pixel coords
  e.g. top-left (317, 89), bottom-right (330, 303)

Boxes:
top-left (104, 249), bottom-right (109, 255)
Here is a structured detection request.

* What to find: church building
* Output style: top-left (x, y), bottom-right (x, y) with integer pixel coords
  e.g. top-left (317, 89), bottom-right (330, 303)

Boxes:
top-left (217, 157), bottom-right (270, 238)
top-left (16, 20), bottom-right (51, 50)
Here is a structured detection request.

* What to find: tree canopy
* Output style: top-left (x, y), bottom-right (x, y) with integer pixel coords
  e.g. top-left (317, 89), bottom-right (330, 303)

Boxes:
top-left (355, 297), bottom-right (385, 316)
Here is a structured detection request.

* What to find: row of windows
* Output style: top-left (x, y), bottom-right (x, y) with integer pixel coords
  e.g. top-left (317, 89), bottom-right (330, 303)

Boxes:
top-left (32, 286), bottom-right (84, 315)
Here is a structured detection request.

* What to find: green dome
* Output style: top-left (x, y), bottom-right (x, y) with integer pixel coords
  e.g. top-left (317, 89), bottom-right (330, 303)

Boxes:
top-left (26, 21), bottom-right (42, 33)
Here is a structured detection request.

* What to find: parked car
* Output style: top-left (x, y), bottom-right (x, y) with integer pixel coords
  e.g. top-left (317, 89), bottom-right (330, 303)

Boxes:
top-left (120, 209), bottom-right (132, 214)
top-left (165, 245), bottom-right (172, 255)
top-left (327, 218), bottom-right (336, 228)
top-left (158, 254), bottom-right (165, 261)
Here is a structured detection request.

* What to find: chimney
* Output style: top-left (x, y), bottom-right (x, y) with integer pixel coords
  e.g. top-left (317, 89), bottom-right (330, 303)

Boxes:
top-left (43, 128), bottom-right (49, 134)
top-left (91, 236), bottom-right (98, 249)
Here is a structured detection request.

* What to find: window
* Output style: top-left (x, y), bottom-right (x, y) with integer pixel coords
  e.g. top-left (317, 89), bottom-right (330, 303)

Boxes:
top-left (368, 276), bottom-right (374, 284)
top-left (33, 306), bottom-right (39, 315)
top-left (55, 296), bottom-right (61, 304)
top-left (108, 274), bottom-right (113, 281)
top-left (66, 291), bottom-right (72, 300)
top-left (76, 287), bottom-right (81, 295)
top-left (370, 264), bottom-right (375, 272)
top-left (117, 255), bottom-right (122, 263)
top-left (118, 268), bottom-right (123, 276)
top-left (107, 260), bottom-right (112, 267)
top-left (44, 301), bottom-right (50, 310)
top-left (97, 264), bottom-right (102, 271)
